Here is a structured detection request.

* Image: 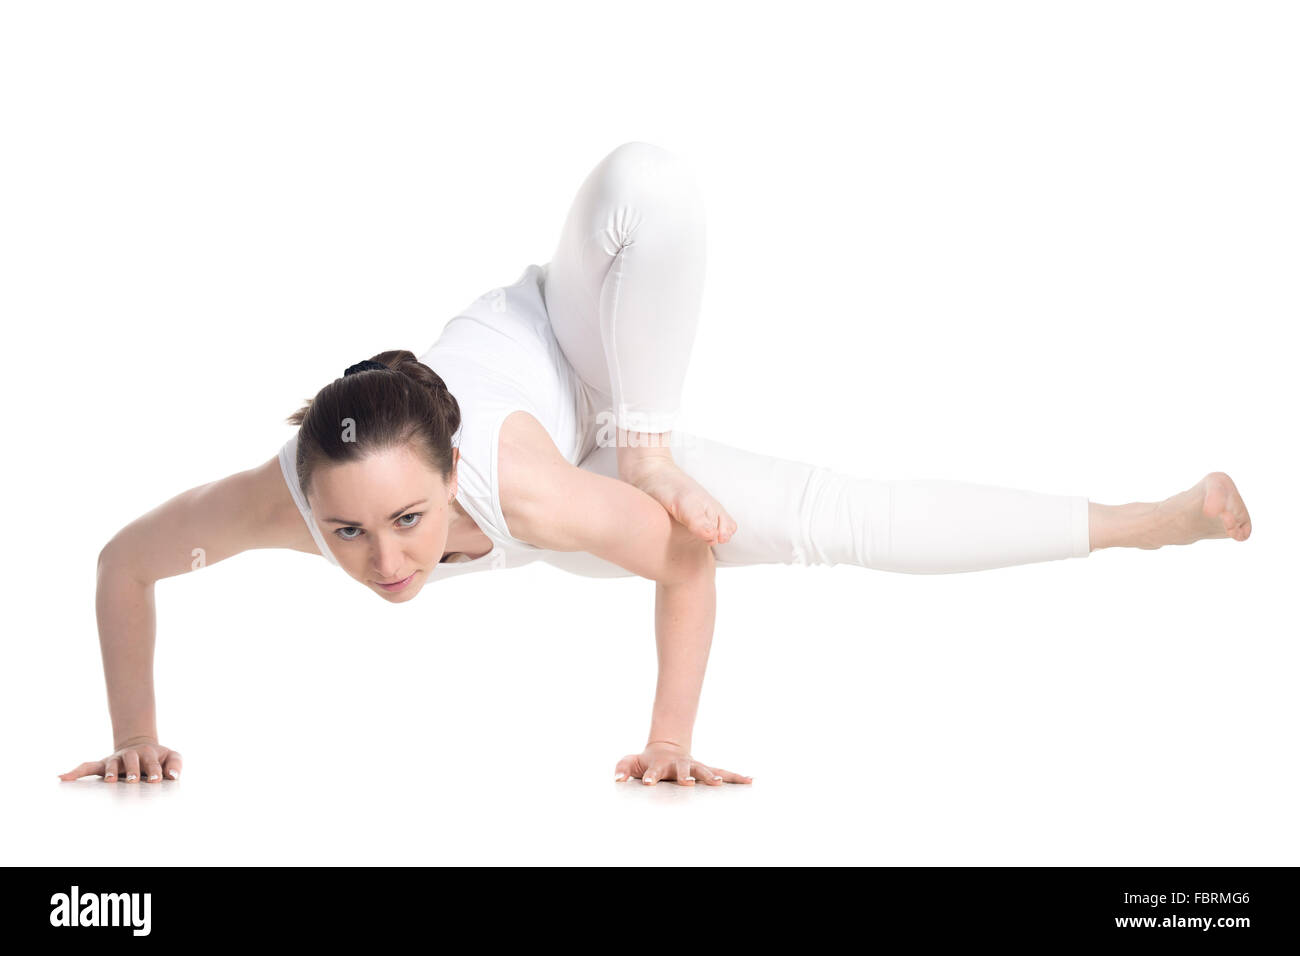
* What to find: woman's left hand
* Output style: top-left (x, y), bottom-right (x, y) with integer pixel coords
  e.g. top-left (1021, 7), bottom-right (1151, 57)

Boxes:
top-left (614, 740), bottom-right (752, 786)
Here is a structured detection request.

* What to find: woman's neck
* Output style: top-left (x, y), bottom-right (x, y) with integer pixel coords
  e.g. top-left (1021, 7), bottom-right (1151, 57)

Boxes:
top-left (444, 498), bottom-right (494, 560)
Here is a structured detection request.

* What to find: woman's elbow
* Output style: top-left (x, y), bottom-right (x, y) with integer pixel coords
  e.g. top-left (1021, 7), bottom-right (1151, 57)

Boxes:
top-left (97, 535), bottom-right (125, 573)
top-left (97, 533), bottom-right (149, 586)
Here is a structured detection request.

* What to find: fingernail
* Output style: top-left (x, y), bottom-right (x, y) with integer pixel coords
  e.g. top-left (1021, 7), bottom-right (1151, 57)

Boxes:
top-left (713, 775), bottom-right (722, 781)
top-left (148, 774), bottom-right (159, 782)
top-left (169, 770), bottom-right (179, 780)
top-left (126, 774), bottom-right (137, 781)
top-left (614, 773), bottom-right (625, 781)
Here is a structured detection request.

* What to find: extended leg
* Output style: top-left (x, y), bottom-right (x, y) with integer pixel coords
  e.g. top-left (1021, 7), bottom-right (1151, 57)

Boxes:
top-left (563, 436), bottom-right (1250, 574)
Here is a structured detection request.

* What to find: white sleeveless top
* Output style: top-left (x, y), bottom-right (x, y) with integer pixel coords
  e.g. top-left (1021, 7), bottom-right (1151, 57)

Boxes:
top-left (277, 262), bottom-right (609, 580)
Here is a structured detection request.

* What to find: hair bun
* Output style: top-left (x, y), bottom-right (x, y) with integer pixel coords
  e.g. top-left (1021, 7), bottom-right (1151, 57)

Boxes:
top-left (344, 359), bottom-right (390, 376)
top-left (286, 348), bottom-right (461, 498)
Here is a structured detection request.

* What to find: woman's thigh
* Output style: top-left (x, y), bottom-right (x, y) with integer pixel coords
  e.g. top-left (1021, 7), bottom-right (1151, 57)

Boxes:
top-left (542, 141), bottom-right (707, 435)
top-left (569, 433), bottom-right (1090, 573)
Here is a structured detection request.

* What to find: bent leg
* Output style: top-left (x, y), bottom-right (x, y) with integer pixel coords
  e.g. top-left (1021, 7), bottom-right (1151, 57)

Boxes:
top-left (574, 434), bottom-right (1090, 573)
top-left (543, 141), bottom-right (707, 436)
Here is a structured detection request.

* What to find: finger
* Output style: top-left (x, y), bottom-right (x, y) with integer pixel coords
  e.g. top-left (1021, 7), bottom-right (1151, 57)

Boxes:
top-left (143, 755), bottom-right (164, 784)
top-left (711, 766), bottom-right (753, 784)
top-left (614, 755), bottom-right (640, 783)
top-left (104, 756), bottom-right (120, 783)
top-left (58, 761), bottom-right (105, 782)
top-left (643, 763), bottom-right (667, 786)
top-left (693, 762), bottom-right (724, 786)
top-left (123, 750), bottom-right (141, 783)
top-left (674, 758), bottom-right (694, 787)
top-left (162, 750), bottom-right (183, 781)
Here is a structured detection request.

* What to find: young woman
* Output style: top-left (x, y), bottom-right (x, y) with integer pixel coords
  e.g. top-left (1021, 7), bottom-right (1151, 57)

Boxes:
top-left (59, 142), bottom-right (1253, 789)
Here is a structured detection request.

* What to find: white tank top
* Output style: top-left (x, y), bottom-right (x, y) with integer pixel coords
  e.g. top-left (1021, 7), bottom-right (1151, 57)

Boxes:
top-left (277, 263), bottom-right (605, 580)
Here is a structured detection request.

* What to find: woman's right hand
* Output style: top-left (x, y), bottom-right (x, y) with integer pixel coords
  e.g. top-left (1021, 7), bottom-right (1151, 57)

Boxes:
top-left (58, 737), bottom-right (182, 783)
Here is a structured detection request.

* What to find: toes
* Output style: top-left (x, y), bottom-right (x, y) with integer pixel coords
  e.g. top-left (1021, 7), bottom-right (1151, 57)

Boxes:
top-left (687, 504), bottom-right (720, 543)
top-left (694, 502), bottom-right (737, 545)
top-left (679, 508), bottom-right (714, 543)
top-left (690, 516), bottom-right (717, 542)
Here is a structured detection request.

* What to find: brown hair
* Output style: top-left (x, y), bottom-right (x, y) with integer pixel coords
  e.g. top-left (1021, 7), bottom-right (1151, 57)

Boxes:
top-left (285, 350), bottom-right (461, 500)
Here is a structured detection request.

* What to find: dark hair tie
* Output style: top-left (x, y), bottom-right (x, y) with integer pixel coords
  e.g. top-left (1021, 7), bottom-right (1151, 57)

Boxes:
top-left (344, 359), bottom-right (390, 376)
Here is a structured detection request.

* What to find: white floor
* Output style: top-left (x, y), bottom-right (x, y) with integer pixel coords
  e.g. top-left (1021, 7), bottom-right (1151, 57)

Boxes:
top-left (24, 545), bottom-right (1300, 866)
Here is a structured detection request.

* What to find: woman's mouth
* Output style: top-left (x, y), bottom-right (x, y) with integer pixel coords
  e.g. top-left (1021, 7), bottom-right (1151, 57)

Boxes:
top-left (375, 572), bottom-right (417, 592)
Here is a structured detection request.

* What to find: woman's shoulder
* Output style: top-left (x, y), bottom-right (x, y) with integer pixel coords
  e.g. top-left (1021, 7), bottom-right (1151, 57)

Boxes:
top-left (498, 407), bottom-right (563, 460)
top-left (496, 408), bottom-right (569, 537)
top-left (274, 435), bottom-right (343, 564)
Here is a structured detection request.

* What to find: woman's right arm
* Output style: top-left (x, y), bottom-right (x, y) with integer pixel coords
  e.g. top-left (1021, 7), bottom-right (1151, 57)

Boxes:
top-left (59, 454), bottom-right (320, 783)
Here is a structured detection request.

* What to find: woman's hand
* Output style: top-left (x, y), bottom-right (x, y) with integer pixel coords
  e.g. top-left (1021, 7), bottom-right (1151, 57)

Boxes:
top-left (58, 737), bottom-right (182, 783)
top-left (614, 740), bottom-right (752, 786)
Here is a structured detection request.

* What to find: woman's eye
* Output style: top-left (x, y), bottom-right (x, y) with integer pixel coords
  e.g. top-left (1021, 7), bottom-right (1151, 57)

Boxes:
top-left (335, 527), bottom-right (362, 541)
top-left (398, 512), bottom-right (423, 529)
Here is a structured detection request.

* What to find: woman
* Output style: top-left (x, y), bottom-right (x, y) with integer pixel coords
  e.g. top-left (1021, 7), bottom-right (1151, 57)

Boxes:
top-left (59, 142), bottom-right (1253, 789)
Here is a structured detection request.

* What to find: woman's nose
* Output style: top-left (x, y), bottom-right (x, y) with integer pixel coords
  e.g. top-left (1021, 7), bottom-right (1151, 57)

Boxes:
top-left (370, 536), bottom-right (402, 576)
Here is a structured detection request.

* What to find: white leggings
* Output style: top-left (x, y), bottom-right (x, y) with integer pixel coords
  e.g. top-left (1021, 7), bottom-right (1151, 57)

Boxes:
top-left (541, 142), bottom-right (1091, 575)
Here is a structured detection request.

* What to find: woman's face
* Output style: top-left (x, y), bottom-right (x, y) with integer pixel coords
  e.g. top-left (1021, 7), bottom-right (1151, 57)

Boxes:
top-left (307, 444), bottom-right (457, 602)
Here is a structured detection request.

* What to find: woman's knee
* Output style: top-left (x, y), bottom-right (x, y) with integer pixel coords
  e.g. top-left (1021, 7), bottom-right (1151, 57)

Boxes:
top-left (597, 141), bottom-right (701, 204)
top-left (606, 140), bottom-right (680, 168)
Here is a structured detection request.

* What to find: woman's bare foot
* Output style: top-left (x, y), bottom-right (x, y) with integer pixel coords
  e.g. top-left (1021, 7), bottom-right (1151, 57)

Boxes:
top-left (1152, 472), bottom-right (1253, 547)
top-left (617, 438), bottom-right (738, 545)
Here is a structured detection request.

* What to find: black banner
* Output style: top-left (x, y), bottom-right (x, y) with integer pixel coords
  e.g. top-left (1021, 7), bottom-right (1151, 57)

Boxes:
top-left (10, 866), bottom-right (1296, 943)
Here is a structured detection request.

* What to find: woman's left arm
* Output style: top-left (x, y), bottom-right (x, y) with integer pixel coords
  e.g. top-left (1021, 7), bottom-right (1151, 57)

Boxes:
top-left (499, 412), bottom-right (752, 786)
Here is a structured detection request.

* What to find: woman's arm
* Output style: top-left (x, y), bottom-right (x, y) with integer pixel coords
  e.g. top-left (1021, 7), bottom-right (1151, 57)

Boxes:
top-left (61, 454), bottom-right (318, 782)
top-left (499, 412), bottom-right (751, 786)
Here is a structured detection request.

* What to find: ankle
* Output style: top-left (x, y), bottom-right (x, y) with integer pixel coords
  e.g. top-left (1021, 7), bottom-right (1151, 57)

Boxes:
top-left (616, 429), bottom-right (675, 479)
top-left (616, 427), bottom-right (673, 450)
top-left (1089, 501), bottom-right (1163, 551)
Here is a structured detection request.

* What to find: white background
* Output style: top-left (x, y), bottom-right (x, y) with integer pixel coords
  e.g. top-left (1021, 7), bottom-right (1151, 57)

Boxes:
top-left (2, 1), bottom-right (1295, 866)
